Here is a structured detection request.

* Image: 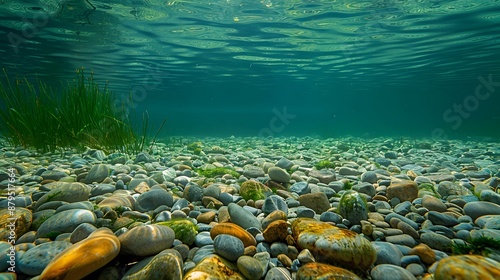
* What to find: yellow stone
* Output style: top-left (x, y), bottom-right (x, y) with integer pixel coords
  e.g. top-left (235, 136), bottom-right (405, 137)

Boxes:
top-left (291, 218), bottom-right (376, 272)
top-left (297, 262), bottom-right (362, 280)
top-left (0, 208), bottom-right (31, 241)
top-left (210, 223), bottom-right (256, 247)
top-left (39, 228), bottom-right (120, 280)
top-left (434, 255), bottom-right (500, 280)
top-left (184, 254), bottom-right (245, 280)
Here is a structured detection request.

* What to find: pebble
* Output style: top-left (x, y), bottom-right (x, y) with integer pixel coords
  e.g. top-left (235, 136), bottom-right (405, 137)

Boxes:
top-left (372, 241), bottom-right (403, 266)
top-left (210, 222), bottom-right (257, 247)
top-left (338, 190), bottom-right (368, 225)
top-left (291, 218), bottom-right (376, 271)
top-left (386, 179), bottom-right (418, 202)
top-left (228, 203), bottom-right (261, 230)
top-left (214, 234), bottom-right (244, 261)
top-left (36, 209), bottom-right (96, 239)
top-left (237, 255), bottom-right (264, 280)
top-left (134, 188), bottom-right (174, 212)
top-left (289, 181), bottom-right (310, 195)
top-left (297, 262), bottom-right (361, 280)
top-left (18, 241), bottom-right (72, 275)
top-left (118, 224), bottom-right (175, 256)
top-left (262, 195), bottom-right (288, 215)
top-left (420, 232), bottom-right (453, 252)
top-left (39, 228), bottom-right (120, 279)
top-left (464, 201), bottom-right (500, 220)
top-left (298, 192), bottom-right (331, 214)
top-left (433, 254), bottom-right (500, 279)
top-left (421, 195), bottom-right (447, 212)
top-left (268, 166), bottom-right (291, 183)
top-left (370, 264), bottom-right (418, 280)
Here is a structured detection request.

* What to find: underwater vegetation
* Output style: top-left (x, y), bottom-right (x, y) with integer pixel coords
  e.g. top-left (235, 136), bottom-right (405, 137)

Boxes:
top-left (0, 68), bottom-right (159, 153)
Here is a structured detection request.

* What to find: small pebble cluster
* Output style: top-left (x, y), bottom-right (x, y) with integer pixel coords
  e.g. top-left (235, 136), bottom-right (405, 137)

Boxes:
top-left (1, 136), bottom-right (500, 280)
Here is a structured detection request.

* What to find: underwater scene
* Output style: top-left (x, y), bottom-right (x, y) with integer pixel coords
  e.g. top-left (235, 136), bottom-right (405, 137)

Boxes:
top-left (1, 0), bottom-right (500, 279)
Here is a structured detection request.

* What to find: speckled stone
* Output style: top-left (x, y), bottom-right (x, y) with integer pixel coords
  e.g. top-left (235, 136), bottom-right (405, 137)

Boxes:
top-left (18, 241), bottom-right (72, 275)
top-left (297, 262), bottom-right (361, 280)
top-left (184, 254), bottom-right (245, 280)
top-left (434, 255), bottom-right (500, 280)
top-left (291, 218), bottom-right (376, 271)
top-left (263, 220), bottom-right (289, 243)
top-left (39, 228), bottom-right (120, 280)
top-left (0, 207), bottom-right (32, 241)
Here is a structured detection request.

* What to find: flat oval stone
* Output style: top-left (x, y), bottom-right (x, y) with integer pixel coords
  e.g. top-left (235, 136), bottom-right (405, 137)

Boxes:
top-left (210, 223), bottom-right (257, 247)
top-left (291, 218), bottom-right (376, 272)
top-left (268, 167), bottom-right (291, 183)
top-left (36, 209), bottom-right (96, 239)
top-left (464, 201), bottom-right (500, 221)
top-left (297, 262), bottom-right (361, 280)
top-left (184, 254), bottom-right (245, 280)
top-left (371, 264), bottom-right (417, 280)
top-left (214, 234), bottom-right (244, 262)
top-left (18, 241), bottom-right (72, 275)
top-left (372, 241), bottom-right (403, 266)
top-left (119, 224), bottom-right (175, 256)
top-left (434, 255), bottom-right (500, 280)
top-left (422, 195), bottom-right (447, 212)
top-left (135, 188), bottom-right (173, 212)
top-left (262, 195), bottom-right (288, 215)
top-left (237, 255), bottom-right (264, 280)
top-left (33, 182), bottom-right (90, 211)
top-left (262, 220), bottom-right (288, 243)
top-left (39, 228), bottom-right (120, 280)
top-left (228, 203), bottom-right (261, 230)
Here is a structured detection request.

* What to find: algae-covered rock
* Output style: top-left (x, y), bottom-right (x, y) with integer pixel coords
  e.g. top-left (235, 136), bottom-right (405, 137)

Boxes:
top-left (434, 254), bottom-right (500, 280)
top-left (291, 218), bottom-right (376, 272)
top-left (184, 254), bottom-right (245, 280)
top-left (33, 182), bottom-right (90, 211)
top-left (239, 180), bottom-right (271, 201)
top-left (0, 208), bottom-right (32, 241)
top-left (297, 262), bottom-right (361, 280)
top-left (122, 249), bottom-right (183, 280)
top-left (338, 190), bottom-right (368, 225)
top-left (156, 219), bottom-right (198, 246)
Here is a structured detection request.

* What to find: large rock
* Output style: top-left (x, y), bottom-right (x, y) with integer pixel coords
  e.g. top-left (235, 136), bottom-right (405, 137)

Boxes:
top-left (118, 224), bottom-right (175, 256)
top-left (297, 262), bottom-right (361, 280)
top-left (36, 209), bottom-right (96, 239)
top-left (464, 201), bottom-right (500, 221)
top-left (386, 179), bottom-right (418, 202)
top-left (291, 218), bottom-right (376, 272)
top-left (33, 182), bottom-right (90, 211)
top-left (39, 228), bottom-right (120, 279)
top-left (239, 180), bottom-right (271, 201)
top-left (121, 249), bottom-right (183, 280)
top-left (184, 254), bottom-right (245, 280)
top-left (0, 207), bottom-right (31, 241)
top-left (434, 255), bottom-right (500, 280)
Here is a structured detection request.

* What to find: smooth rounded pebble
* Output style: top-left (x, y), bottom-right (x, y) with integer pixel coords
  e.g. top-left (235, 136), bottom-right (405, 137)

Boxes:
top-left (268, 166), bottom-right (291, 183)
top-left (434, 254), bottom-right (500, 280)
top-left (214, 234), bottom-right (244, 262)
top-left (297, 262), bottom-right (361, 280)
top-left (118, 224), bottom-right (175, 256)
top-left (39, 228), bottom-right (120, 280)
top-left (371, 264), bottom-right (417, 280)
top-left (18, 241), bottom-right (72, 275)
top-left (237, 255), bottom-right (264, 280)
top-left (36, 209), bottom-right (96, 239)
top-left (210, 223), bottom-right (257, 247)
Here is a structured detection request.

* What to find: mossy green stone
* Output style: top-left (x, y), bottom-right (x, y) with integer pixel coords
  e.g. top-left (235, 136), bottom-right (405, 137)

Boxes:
top-left (338, 190), bottom-right (368, 225)
top-left (156, 219), bottom-right (198, 246)
top-left (240, 180), bottom-right (271, 201)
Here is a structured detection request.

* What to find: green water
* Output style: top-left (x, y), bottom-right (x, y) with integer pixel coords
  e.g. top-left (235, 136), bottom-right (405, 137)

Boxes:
top-left (1, 0), bottom-right (499, 139)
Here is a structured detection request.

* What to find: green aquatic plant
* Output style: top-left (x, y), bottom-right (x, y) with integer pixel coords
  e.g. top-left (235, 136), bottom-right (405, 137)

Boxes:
top-left (187, 141), bottom-right (203, 151)
top-left (0, 68), bottom-right (157, 153)
top-left (314, 159), bottom-right (336, 170)
top-left (156, 219), bottom-right (198, 246)
top-left (197, 167), bottom-right (239, 178)
top-left (343, 180), bottom-right (354, 190)
top-left (452, 235), bottom-right (500, 257)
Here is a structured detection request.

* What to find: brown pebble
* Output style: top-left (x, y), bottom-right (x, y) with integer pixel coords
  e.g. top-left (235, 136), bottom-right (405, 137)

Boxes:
top-left (263, 220), bottom-right (289, 243)
top-left (278, 254), bottom-right (292, 268)
top-left (389, 217), bottom-right (401, 228)
top-left (244, 245), bottom-right (257, 256)
top-left (197, 211), bottom-right (216, 224)
top-left (409, 243), bottom-right (435, 265)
